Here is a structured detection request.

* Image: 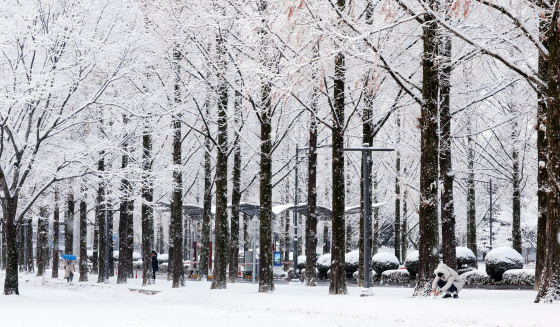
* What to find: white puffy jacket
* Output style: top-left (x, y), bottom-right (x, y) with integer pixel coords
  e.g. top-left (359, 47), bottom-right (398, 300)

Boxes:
top-left (432, 263), bottom-right (465, 293)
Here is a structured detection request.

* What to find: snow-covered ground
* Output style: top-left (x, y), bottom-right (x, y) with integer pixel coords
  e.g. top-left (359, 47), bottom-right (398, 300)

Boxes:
top-left (1, 270), bottom-right (557, 327)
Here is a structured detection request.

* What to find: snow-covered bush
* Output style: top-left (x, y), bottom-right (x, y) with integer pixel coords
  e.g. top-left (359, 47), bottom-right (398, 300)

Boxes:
top-left (317, 254), bottom-right (331, 279)
top-left (158, 263), bottom-right (168, 273)
top-left (352, 270), bottom-right (377, 282)
top-left (457, 266), bottom-right (476, 275)
top-left (372, 252), bottom-right (399, 276)
top-left (461, 269), bottom-right (492, 285)
top-left (157, 254), bottom-right (169, 264)
top-left (345, 251), bottom-right (360, 278)
top-left (456, 247), bottom-right (476, 268)
top-left (502, 269), bottom-right (535, 286)
top-left (404, 251), bottom-right (419, 279)
top-left (381, 269), bottom-right (410, 283)
top-left (297, 255), bottom-right (307, 271)
top-left (485, 247), bottom-right (523, 281)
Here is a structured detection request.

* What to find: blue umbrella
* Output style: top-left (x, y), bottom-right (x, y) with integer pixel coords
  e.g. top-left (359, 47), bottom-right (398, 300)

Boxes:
top-left (61, 254), bottom-right (77, 261)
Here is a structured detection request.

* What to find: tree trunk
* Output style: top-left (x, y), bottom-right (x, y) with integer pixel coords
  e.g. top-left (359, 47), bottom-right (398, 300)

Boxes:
top-left (439, 27), bottom-right (457, 271)
top-left (401, 188), bottom-right (408, 262)
top-left (79, 198), bottom-right (88, 282)
top-left (198, 139), bottom-right (212, 281)
top-left (258, 72), bottom-right (274, 293)
top-left (330, 47), bottom-right (347, 295)
top-left (373, 171), bottom-right (379, 255)
top-left (257, 0), bottom-right (274, 293)
top-left (346, 223), bottom-right (352, 251)
top-left (65, 191), bottom-right (74, 255)
top-left (413, 3), bottom-right (440, 296)
top-left (535, 5), bottom-right (560, 303)
top-left (535, 9), bottom-right (549, 290)
top-left (305, 77), bottom-right (319, 286)
top-left (142, 126), bottom-right (154, 286)
top-left (511, 123), bottom-right (522, 254)
top-left (26, 217), bottom-right (33, 273)
top-left (97, 155), bottom-right (107, 283)
top-left (211, 33), bottom-right (229, 290)
top-left (395, 123), bottom-right (402, 262)
top-left (51, 190), bottom-right (60, 278)
top-left (1, 218), bottom-right (7, 270)
top-left (229, 90), bottom-right (242, 283)
top-left (36, 207), bottom-right (48, 277)
top-left (92, 199), bottom-right (99, 275)
top-left (466, 118), bottom-right (477, 266)
top-left (3, 197), bottom-right (19, 295)
top-left (323, 225), bottom-right (329, 254)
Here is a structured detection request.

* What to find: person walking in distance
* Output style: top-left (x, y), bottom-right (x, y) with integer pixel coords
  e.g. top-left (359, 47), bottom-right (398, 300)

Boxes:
top-left (151, 251), bottom-right (159, 282)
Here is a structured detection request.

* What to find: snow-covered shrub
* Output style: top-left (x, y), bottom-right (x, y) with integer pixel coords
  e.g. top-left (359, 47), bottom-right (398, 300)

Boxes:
top-left (345, 251), bottom-right (360, 278)
top-left (404, 251), bottom-right (419, 279)
top-left (457, 266), bottom-right (476, 275)
top-left (461, 269), bottom-right (492, 285)
top-left (274, 270), bottom-right (288, 279)
top-left (297, 255), bottom-right (307, 271)
top-left (317, 254), bottom-right (331, 279)
top-left (352, 270), bottom-right (377, 282)
top-left (372, 252), bottom-right (399, 276)
top-left (158, 263), bottom-right (168, 273)
top-left (502, 269), bottom-right (535, 286)
top-left (157, 254), bottom-right (169, 264)
top-left (381, 269), bottom-right (410, 283)
top-left (456, 247), bottom-right (476, 268)
top-left (485, 247), bottom-right (523, 281)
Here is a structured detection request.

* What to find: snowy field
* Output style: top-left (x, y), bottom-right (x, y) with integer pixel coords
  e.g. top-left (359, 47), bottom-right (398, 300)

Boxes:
top-left (1, 270), bottom-right (557, 327)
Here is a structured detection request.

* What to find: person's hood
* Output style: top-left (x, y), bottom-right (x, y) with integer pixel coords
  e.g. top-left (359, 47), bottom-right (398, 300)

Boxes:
top-left (434, 263), bottom-right (450, 280)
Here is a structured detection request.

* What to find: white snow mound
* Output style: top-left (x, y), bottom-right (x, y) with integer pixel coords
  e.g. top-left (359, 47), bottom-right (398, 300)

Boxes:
top-left (485, 247), bottom-right (523, 265)
top-left (373, 252), bottom-right (400, 264)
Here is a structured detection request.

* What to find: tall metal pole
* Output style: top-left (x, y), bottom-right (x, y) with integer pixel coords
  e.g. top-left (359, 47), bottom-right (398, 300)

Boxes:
top-left (363, 144), bottom-right (371, 289)
top-left (489, 179), bottom-right (493, 250)
top-left (105, 210), bottom-right (110, 282)
top-left (293, 144), bottom-right (299, 280)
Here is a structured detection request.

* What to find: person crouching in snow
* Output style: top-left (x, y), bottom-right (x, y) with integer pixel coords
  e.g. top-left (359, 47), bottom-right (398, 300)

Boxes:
top-left (432, 263), bottom-right (464, 298)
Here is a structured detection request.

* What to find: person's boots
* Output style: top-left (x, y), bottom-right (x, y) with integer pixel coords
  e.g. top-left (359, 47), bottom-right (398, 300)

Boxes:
top-left (453, 292), bottom-right (459, 299)
top-left (442, 292), bottom-right (452, 298)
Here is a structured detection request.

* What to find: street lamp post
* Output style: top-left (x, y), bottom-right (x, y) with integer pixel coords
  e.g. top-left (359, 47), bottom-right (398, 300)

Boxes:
top-left (340, 143), bottom-right (394, 293)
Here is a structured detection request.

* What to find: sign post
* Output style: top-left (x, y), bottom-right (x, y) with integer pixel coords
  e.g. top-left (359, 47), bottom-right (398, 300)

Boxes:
top-left (340, 144), bottom-right (393, 295)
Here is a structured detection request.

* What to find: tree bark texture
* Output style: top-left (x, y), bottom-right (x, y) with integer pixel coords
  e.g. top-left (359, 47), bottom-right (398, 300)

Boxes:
top-left (413, 5), bottom-right (441, 296)
top-left (535, 10), bottom-right (549, 290)
top-left (439, 29), bottom-right (457, 271)
top-left (52, 192), bottom-right (60, 278)
top-left (229, 90), bottom-right (242, 283)
top-left (79, 198), bottom-right (88, 282)
top-left (535, 5), bottom-right (560, 303)
top-left (97, 156), bottom-right (107, 284)
top-left (305, 81), bottom-right (319, 286)
top-left (142, 127), bottom-right (155, 286)
top-left (330, 48), bottom-right (347, 295)
top-left (211, 33), bottom-right (229, 289)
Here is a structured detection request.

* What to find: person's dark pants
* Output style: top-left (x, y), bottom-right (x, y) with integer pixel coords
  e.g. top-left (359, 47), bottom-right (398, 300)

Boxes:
top-left (437, 280), bottom-right (458, 293)
top-left (153, 268), bottom-right (157, 280)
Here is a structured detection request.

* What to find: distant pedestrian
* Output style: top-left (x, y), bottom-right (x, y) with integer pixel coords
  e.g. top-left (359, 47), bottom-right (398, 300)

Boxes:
top-left (431, 263), bottom-right (464, 298)
top-left (64, 259), bottom-right (75, 283)
top-left (151, 251), bottom-right (159, 281)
